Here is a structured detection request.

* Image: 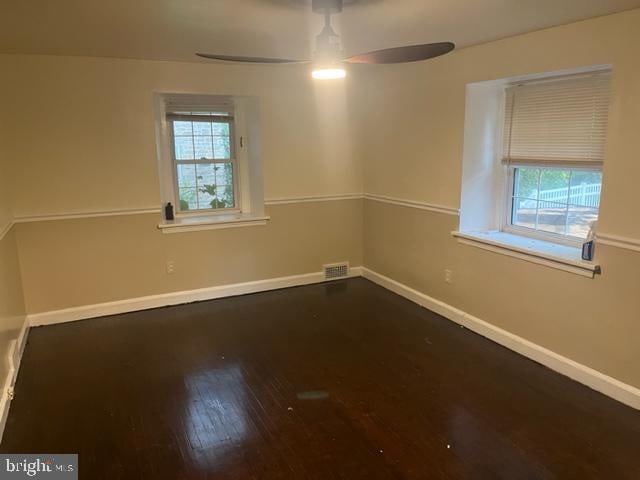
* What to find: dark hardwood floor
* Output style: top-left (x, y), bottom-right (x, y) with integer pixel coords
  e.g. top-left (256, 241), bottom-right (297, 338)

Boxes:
top-left (2, 278), bottom-right (639, 479)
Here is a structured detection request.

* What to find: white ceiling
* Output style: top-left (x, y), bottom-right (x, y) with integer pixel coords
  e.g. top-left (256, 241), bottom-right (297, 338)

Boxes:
top-left (0, 0), bottom-right (639, 63)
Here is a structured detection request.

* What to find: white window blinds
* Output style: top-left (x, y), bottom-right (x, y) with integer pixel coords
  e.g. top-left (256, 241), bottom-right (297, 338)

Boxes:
top-left (503, 72), bottom-right (611, 166)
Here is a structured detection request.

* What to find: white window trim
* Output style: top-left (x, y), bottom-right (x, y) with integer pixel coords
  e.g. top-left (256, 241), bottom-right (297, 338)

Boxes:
top-left (154, 93), bottom-right (266, 233)
top-left (452, 230), bottom-right (600, 278)
top-left (456, 66), bottom-right (610, 277)
top-left (157, 213), bottom-right (270, 233)
top-left (497, 71), bottom-right (609, 246)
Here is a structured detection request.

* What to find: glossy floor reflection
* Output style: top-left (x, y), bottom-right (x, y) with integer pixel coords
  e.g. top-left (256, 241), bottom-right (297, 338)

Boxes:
top-left (2, 278), bottom-right (639, 479)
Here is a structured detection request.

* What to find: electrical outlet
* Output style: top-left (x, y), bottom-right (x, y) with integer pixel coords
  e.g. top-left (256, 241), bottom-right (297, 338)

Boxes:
top-left (166, 261), bottom-right (175, 274)
top-left (444, 269), bottom-right (453, 284)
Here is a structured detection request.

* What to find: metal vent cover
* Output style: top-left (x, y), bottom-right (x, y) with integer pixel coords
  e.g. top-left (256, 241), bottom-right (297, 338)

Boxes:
top-left (324, 262), bottom-right (349, 280)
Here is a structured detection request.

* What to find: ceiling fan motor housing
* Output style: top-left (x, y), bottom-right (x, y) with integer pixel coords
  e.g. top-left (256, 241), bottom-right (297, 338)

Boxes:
top-left (313, 21), bottom-right (343, 66)
top-left (312, 0), bottom-right (343, 14)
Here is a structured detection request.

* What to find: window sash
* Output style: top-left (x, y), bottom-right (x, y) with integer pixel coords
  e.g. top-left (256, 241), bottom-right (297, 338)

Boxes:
top-left (174, 162), bottom-right (238, 214)
top-left (505, 164), bottom-right (602, 244)
top-left (167, 115), bottom-right (238, 214)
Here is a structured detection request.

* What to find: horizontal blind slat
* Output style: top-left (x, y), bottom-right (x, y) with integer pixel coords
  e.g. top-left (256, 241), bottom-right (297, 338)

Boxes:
top-left (167, 113), bottom-right (234, 123)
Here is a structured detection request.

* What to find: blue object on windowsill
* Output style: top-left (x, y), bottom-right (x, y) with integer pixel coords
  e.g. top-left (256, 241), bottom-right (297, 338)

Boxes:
top-left (581, 240), bottom-right (594, 261)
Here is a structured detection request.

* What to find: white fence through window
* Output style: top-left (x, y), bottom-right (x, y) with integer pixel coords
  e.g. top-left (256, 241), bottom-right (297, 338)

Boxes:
top-left (538, 183), bottom-right (601, 208)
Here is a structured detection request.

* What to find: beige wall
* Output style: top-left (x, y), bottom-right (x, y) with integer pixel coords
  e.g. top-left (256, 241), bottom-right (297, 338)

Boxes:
top-left (0, 230), bottom-right (26, 380)
top-left (0, 113), bottom-right (11, 230)
top-left (0, 161), bottom-right (25, 386)
top-left (16, 200), bottom-right (363, 313)
top-left (0, 101), bottom-right (26, 385)
top-left (0, 53), bottom-right (365, 313)
top-left (0, 177), bottom-right (10, 232)
top-left (1, 54), bottom-right (363, 217)
top-left (361, 9), bottom-right (640, 388)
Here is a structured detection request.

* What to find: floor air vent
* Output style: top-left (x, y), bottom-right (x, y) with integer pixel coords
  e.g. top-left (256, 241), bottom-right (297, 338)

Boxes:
top-left (324, 262), bottom-right (349, 280)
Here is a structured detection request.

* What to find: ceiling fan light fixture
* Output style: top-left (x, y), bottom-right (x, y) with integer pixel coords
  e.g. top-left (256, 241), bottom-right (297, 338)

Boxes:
top-left (311, 67), bottom-right (347, 80)
top-left (310, 6), bottom-right (345, 80)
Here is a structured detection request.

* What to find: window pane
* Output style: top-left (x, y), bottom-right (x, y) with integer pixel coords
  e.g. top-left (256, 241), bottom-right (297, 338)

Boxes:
top-left (197, 185), bottom-right (215, 209)
top-left (177, 163), bottom-right (235, 210)
top-left (537, 201), bottom-right (568, 235)
top-left (174, 137), bottom-right (194, 160)
top-left (173, 121), bottom-right (192, 136)
top-left (213, 122), bottom-right (230, 136)
top-left (567, 206), bottom-right (599, 239)
top-left (512, 197), bottom-right (537, 229)
top-left (195, 163), bottom-right (216, 186)
top-left (213, 136), bottom-right (231, 159)
top-left (216, 186), bottom-right (235, 208)
top-left (179, 188), bottom-right (198, 211)
top-left (539, 169), bottom-right (570, 204)
top-left (513, 167), bottom-right (539, 199)
top-left (192, 121), bottom-right (212, 136)
top-left (217, 163), bottom-right (233, 185)
top-left (194, 136), bottom-right (214, 159)
top-left (569, 170), bottom-right (602, 208)
top-left (176, 164), bottom-right (196, 189)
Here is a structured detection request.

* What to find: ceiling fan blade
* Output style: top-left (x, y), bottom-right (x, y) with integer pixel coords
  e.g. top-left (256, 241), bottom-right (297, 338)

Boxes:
top-left (345, 42), bottom-right (455, 64)
top-left (196, 53), bottom-right (307, 64)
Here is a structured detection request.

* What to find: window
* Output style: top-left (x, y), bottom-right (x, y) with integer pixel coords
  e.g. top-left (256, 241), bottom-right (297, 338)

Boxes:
top-left (168, 110), bottom-right (237, 213)
top-left (456, 68), bottom-right (610, 276)
top-left (502, 72), bottom-right (611, 243)
top-left (155, 94), bottom-right (267, 232)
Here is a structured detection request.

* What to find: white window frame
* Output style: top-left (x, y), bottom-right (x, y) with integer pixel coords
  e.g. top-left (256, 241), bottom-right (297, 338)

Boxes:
top-left (455, 66), bottom-right (611, 278)
top-left (154, 93), bottom-right (267, 232)
top-left (167, 109), bottom-right (240, 216)
top-left (501, 163), bottom-right (603, 247)
top-left (496, 72), bottom-right (609, 247)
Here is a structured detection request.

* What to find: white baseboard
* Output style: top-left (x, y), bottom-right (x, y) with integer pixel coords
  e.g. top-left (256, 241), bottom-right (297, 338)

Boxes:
top-left (17, 264), bottom-right (639, 419)
top-left (1, 268), bottom-right (360, 443)
top-left (361, 267), bottom-right (640, 411)
top-left (0, 316), bottom-right (30, 444)
top-left (28, 267), bottom-right (363, 327)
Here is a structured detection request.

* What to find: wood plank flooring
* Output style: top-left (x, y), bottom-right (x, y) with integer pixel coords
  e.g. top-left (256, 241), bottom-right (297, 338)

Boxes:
top-left (2, 278), bottom-right (639, 479)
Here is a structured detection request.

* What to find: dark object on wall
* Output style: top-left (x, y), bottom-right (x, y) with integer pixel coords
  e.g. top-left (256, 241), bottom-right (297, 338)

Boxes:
top-left (165, 202), bottom-right (175, 221)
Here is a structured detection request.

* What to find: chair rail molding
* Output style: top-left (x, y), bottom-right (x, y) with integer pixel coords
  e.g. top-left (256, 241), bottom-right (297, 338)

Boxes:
top-left (597, 233), bottom-right (640, 253)
top-left (265, 193), bottom-right (363, 205)
top-left (11, 195), bottom-right (365, 223)
top-left (364, 193), bottom-right (460, 216)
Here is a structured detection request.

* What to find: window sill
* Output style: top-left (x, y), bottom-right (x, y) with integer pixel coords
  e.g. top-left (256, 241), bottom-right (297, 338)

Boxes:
top-left (452, 231), bottom-right (600, 278)
top-left (158, 213), bottom-right (270, 234)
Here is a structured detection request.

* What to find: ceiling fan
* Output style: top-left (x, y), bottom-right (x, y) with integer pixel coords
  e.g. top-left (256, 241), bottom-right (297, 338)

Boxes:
top-left (197, 0), bottom-right (455, 79)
